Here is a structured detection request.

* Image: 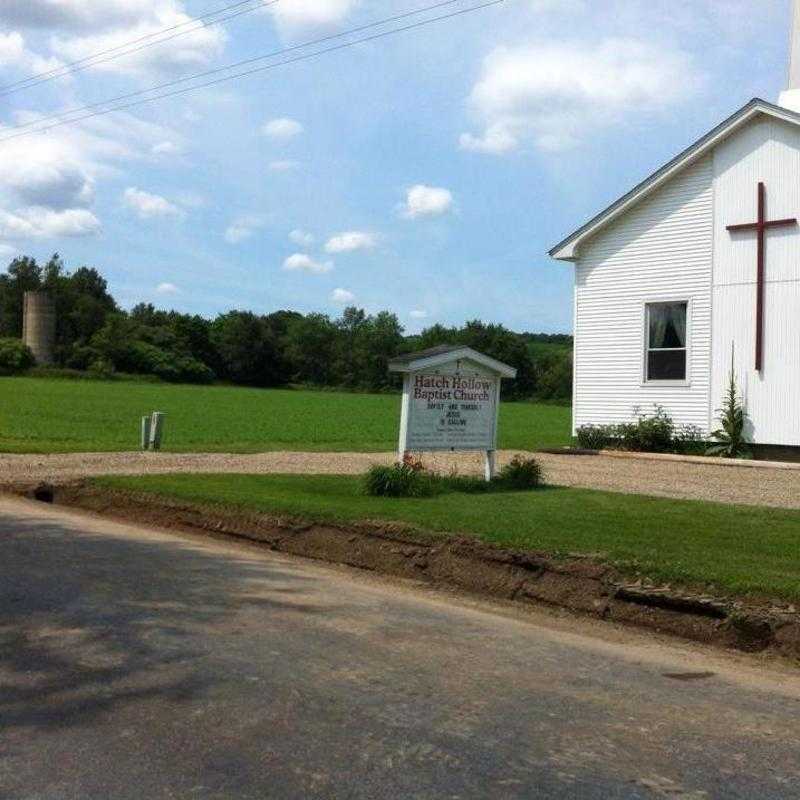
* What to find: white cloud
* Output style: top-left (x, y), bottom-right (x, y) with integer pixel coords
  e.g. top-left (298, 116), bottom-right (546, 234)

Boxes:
top-left (401, 185), bottom-right (453, 219)
top-left (0, 160), bottom-right (94, 210)
top-left (269, 159), bottom-right (300, 171)
top-left (330, 287), bottom-right (355, 304)
top-left (0, 207), bottom-right (100, 238)
top-left (151, 140), bottom-right (181, 156)
top-left (224, 214), bottom-right (267, 244)
top-left (156, 282), bottom-right (179, 294)
top-left (0, 31), bottom-right (24, 62)
top-left (409, 309), bottom-right (428, 319)
top-left (269, 0), bottom-right (358, 35)
top-left (459, 126), bottom-right (519, 155)
top-left (283, 253), bottom-right (333, 274)
top-left (123, 187), bottom-right (184, 219)
top-left (262, 117), bottom-right (304, 140)
top-left (0, 111), bottom-right (177, 243)
top-left (289, 229), bottom-right (314, 247)
top-left (0, 29), bottom-right (62, 75)
top-left (460, 39), bottom-right (703, 154)
top-left (38, 2), bottom-right (226, 78)
top-left (324, 230), bottom-right (377, 254)
top-left (0, 244), bottom-right (18, 260)
top-left (0, 0), bottom-right (177, 31)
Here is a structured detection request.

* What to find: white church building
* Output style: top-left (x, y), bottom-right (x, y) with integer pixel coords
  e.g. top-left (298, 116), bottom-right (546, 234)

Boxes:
top-left (550, 4), bottom-right (800, 450)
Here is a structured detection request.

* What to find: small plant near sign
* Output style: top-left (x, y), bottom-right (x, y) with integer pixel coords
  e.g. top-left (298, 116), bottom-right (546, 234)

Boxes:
top-left (364, 462), bottom-right (437, 498)
top-left (364, 455), bottom-right (543, 498)
top-left (496, 455), bottom-right (543, 490)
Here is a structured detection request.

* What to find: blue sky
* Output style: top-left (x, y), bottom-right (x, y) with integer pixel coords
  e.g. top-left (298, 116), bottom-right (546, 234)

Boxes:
top-left (0, 0), bottom-right (793, 333)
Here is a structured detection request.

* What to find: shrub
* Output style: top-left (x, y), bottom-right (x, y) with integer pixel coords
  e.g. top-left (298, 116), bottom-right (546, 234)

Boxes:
top-left (576, 424), bottom-right (610, 450)
top-left (364, 462), bottom-right (436, 498)
top-left (673, 424), bottom-right (707, 456)
top-left (0, 338), bottom-right (35, 373)
top-left (707, 356), bottom-right (749, 459)
top-left (65, 344), bottom-right (103, 370)
top-left (364, 455), bottom-right (544, 498)
top-left (88, 358), bottom-right (116, 379)
top-left (127, 341), bottom-right (215, 384)
top-left (496, 455), bottom-right (543, 490)
top-left (576, 408), bottom-right (712, 455)
top-left (617, 405), bottom-right (674, 453)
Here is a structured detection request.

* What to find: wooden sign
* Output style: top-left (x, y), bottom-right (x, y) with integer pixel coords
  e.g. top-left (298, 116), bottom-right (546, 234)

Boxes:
top-left (401, 369), bottom-right (499, 452)
top-left (389, 346), bottom-right (517, 479)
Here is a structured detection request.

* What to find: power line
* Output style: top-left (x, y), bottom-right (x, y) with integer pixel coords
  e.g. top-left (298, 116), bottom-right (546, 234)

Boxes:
top-left (1, 0), bottom-right (496, 142)
top-left (0, 0), bottom-right (277, 98)
top-left (3, 0), bottom-right (465, 134)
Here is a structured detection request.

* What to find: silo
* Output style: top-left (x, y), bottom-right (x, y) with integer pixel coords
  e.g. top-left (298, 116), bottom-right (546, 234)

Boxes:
top-left (22, 291), bottom-right (56, 365)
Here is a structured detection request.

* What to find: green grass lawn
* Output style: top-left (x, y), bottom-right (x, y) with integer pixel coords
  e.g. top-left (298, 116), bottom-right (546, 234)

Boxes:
top-left (0, 376), bottom-right (571, 454)
top-left (98, 473), bottom-right (800, 602)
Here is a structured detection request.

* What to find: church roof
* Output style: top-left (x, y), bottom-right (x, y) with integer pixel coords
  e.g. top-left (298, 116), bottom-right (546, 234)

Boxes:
top-left (549, 98), bottom-right (800, 261)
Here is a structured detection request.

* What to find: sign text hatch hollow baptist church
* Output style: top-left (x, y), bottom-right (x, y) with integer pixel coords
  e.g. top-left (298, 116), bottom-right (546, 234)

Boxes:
top-left (389, 345), bottom-right (517, 479)
top-left (549, 0), bottom-right (800, 449)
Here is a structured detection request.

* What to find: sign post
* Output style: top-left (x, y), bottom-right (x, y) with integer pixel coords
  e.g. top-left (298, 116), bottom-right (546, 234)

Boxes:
top-left (389, 346), bottom-right (517, 481)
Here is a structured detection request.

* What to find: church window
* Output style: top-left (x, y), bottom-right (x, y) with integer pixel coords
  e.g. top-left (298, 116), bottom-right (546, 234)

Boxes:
top-left (645, 302), bottom-right (688, 381)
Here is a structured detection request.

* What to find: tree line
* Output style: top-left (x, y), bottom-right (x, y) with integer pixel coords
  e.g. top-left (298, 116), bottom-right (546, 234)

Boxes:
top-left (0, 254), bottom-right (572, 401)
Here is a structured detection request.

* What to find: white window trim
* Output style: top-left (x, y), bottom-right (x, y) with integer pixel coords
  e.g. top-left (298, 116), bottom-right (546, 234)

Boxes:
top-left (641, 298), bottom-right (692, 387)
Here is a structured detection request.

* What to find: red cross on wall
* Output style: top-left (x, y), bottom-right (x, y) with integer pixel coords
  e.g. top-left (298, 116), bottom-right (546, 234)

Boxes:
top-left (726, 182), bottom-right (797, 372)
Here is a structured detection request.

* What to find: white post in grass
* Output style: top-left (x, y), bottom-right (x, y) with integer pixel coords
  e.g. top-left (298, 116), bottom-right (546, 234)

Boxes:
top-left (141, 416), bottom-right (151, 451)
top-left (397, 373), bottom-right (411, 464)
top-left (149, 412), bottom-right (165, 451)
top-left (484, 450), bottom-right (497, 482)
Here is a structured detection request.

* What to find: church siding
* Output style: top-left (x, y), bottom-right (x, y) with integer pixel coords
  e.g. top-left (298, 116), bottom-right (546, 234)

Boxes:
top-left (573, 156), bottom-right (714, 435)
top-left (712, 116), bottom-right (800, 445)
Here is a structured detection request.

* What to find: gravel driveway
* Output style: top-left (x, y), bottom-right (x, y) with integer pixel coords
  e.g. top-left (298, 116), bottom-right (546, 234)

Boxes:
top-left (2, 450), bottom-right (799, 510)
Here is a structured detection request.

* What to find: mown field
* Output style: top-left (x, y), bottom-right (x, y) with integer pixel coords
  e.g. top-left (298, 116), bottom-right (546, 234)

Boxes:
top-left (99, 473), bottom-right (800, 602)
top-left (0, 377), bottom-right (571, 454)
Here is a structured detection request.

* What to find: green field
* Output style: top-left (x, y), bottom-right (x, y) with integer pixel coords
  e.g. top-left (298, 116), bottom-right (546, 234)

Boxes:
top-left (0, 377), bottom-right (571, 454)
top-left (98, 473), bottom-right (800, 601)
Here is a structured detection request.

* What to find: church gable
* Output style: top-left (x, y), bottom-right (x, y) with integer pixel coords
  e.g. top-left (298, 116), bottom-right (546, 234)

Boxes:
top-left (713, 114), bottom-right (800, 289)
top-left (578, 155), bottom-right (713, 267)
top-left (550, 100), bottom-right (800, 262)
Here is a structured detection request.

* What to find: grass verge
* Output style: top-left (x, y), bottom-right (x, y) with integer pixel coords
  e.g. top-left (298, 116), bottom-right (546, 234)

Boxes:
top-left (96, 473), bottom-right (800, 602)
top-left (0, 377), bottom-right (570, 453)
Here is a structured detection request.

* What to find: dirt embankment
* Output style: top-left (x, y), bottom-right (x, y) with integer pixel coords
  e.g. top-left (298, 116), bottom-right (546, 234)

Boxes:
top-left (27, 481), bottom-right (800, 661)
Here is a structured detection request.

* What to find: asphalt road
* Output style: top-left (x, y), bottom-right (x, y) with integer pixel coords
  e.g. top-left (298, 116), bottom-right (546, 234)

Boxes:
top-left (1, 497), bottom-right (799, 800)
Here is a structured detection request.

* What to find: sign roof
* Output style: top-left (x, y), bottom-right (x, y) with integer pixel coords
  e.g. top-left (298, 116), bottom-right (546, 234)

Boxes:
top-left (389, 345), bottom-right (517, 378)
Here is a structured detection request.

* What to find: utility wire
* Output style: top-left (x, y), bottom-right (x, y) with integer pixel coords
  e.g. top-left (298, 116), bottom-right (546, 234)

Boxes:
top-left (0, 0), bottom-right (276, 98)
top-left (3, 0), bottom-right (465, 134)
top-left (1, 0), bottom-right (494, 141)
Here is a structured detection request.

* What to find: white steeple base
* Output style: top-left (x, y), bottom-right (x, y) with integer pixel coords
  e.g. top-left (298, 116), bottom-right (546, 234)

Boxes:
top-left (779, 88), bottom-right (800, 113)
top-left (783, 1), bottom-right (800, 111)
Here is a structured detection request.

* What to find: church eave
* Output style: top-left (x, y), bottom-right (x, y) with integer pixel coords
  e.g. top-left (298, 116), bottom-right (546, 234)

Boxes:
top-left (548, 98), bottom-right (800, 262)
